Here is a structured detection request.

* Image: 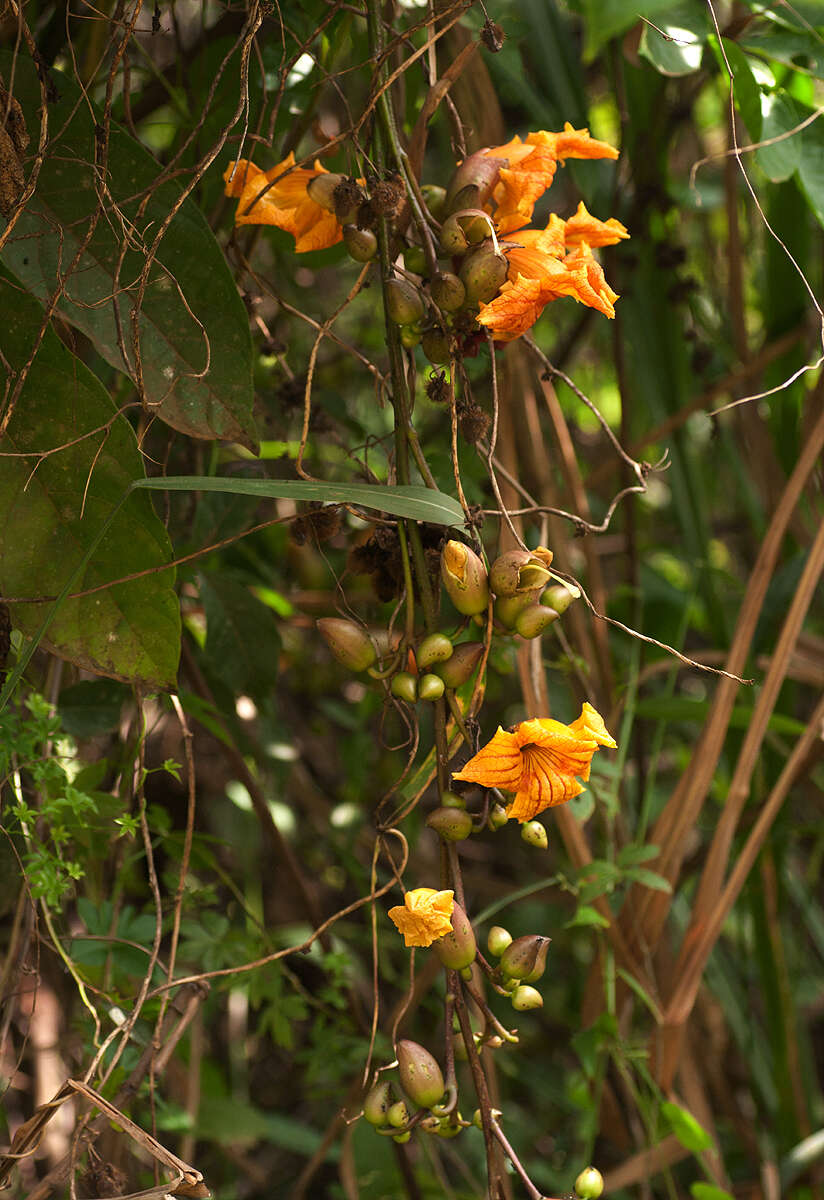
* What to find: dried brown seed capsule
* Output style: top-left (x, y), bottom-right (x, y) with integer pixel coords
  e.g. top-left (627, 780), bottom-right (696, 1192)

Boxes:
top-left (317, 618), bottom-right (376, 672)
top-left (433, 900), bottom-right (476, 968)
top-left (306, 172), bottom-right (347, 211)
top-left (397, 1040), bottom-right (445, 1108)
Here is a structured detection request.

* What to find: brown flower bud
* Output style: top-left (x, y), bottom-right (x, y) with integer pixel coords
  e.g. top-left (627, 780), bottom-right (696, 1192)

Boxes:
top-left (386, 278), bottom-right (425, 326)
top-left (317, 618), bottom-right (376, 672)
top-left (510, 984), bottom-right (543, 1011)
top-left (433, 900), bottom-right (476, 968)
top-left (490, 547), bottom-right (554, 597)
top-left (430, 272), bottom-right (466, 312)
top-left (417, 633), bottom-right (454, 668)
top-left (445, 152), bottom-right (503, 213)
top-left (363, 1080), bottom-right (392, 1126)
top-left (499, 935), bottom-right (550, 982)
top-left (436, 642), bottom-right (484, 688)
top-left (397, 1040), bottom-right (445, 1109)
top-left (441, 541), bottom-right (489, 615)
top-left (343, 224), bottom-right (377, 262)
top-left (514, 604), bottom-right (560, 639)
top-left (459, 243), bottom-right (509, 305)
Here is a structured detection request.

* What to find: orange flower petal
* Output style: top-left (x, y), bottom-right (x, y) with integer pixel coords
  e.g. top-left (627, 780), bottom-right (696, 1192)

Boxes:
top-left (224, 154), bottom-right (344, 252)
top-left (389, 887), bottom-right (455, 947)
top-left (452, 727), bottom-right (525, 789)
top-left (552, 123), bottom-right (620, 162)
top-left (564, 201), bottom-right (629, 249)
top-left (476, 274), bottom-right (549, 341)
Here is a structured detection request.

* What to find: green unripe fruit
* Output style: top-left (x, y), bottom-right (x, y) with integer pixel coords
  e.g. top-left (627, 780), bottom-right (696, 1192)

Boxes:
top-left (459, 243), bottom-right (508, 304)
top-left (514, 604), bottom-right (559, 639)
top-left (403, 245), bottom-right (428, 275)
top-left (306, 171), bottom-right (346, 211)
top-left (397, 1040), bottom-right (445, 1109)
top-left (511, 984), bottom-right (543, 1011)
top-left (541, 582), bottom-right (580, 614)
top-left (499, 935), bottom-right (550, 982)
top-left (418, 673), bottom-right (446, 701)
top-left (390, 671), bottom-right (418, 703)
top-left (520, 820), bottom-right (548, 849)
top-left (436, 642), bottom-right (484, 688)
top-left (574, 1167), bottom-right (605, 1199)
top-left (426, 806), bottom-right (472, 842)
top-left (494, 592), bottom-right (536, 630)
top-left (392, 1131), bottom-right (411, 1143)
top-left (317, 618), bottom-right (376, 672)
top-left (441, 542), bottom-right (489, 616)
top-left (422, 329), bottom-right (451, 365)
top-left (421, 183), bottom-right (447, 221)
top-left (388, 1099), bottom-right (410, 1128)
top-left (430, 272), bottom-right (466, 312)
top-left (487, 926), bottom-right (512, 957)
top-left (417, 633), bottom-right (454, 668)
top-left (488, 802), bottom-right (509, 830)
top-left (343, 225), bottom-right (377, 262)
top-left (440, 790), bottom-right (465, 809)
top-left (386, 278), bottom-right (425, 326)
top-left (399, 324), bottom-right (422, 349)
top-left (432, 900), bottom-right (477, 969)
top-left (364, 1081), bottom-right (392, 1126)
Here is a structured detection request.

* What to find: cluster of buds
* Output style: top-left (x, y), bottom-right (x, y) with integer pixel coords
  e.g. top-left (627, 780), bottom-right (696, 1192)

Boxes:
top-left (487, 927), bottom-right (551, 1013)
top-left (363, 1041), bottom-right (466, 1142)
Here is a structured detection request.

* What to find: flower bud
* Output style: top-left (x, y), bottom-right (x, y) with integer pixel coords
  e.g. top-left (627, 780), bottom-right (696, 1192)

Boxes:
top-left (364, 1081), bottom-right (392, 1126)
top-left (452, 1031), bottom-right (468, 1062)
top-left (487, 926), bottom-right (512, 957)
top-left (510, 984), bottom-right (543, 1011)
top-left (541, 582), bottom-right (580, 614)
top-left (386, 278), bottom-right (425, 326)
top-left (343, 224), bottom-right (377, 262)
top-left (432, 900), bottom-right (476, 968)
top-left (397, 1040), bottom-right (445, 1109)
top-left (514, 605), bottom-right (559, 639)
top-left (426, 806), bottom-right (472, 842)
top-left (520, 820), bottom-right (548, 849)
top-left (472, 1107), bottom-right (502, 1129)
top-left (420, 1115), bottom-right (441, 1133)
top-left (422, 329), bottom-right (451, 365)
top-left (400, 324), bottom-right (422, 349)
top-left (575, 1168), bottom-right (604, 1199)
top-left (436, 642), bottom-right (484, 688)
top-left (430, 272), bottom-right (466, 312)
top-left (306, 171), bottom-right (347, 211)
top-left (388, 1099), bottom-right (410, 1127)
top-left (499, 935), bottom-right (550, 982)
top-left (404, 245), bottom-right (428, 275)
top-left (440, 790), bottom-right (465, 809)
top-left (439, 213), bottom-right (470, 256)
top-left (441, 542), bottom-right (489, 616)
top-left (436, 1115), bottom-right (463, 1138)
top-left (317, 618), bottom-right (376, 672)
top-left (490, 548), bottom-right (554, 597)
top-left (459, 244), bottom-right (509, 305)
top-left (390, 671), bottom-right (418, 703)
top-left (392, 1130), bottom-right (411, 1143)
top-left (445, 152), bottom-right (503, 213)
top-left (421, 184), bottom-right (447, 221)
top-left (417, 633), bottom-right (454, 668)
top-left (488, 802), bottom-right (508, 830)
top-left (484, 1034), bottom-right (504, 1050)
top-left (418, 673), bottom-right (446, 701)
top-left (494, 592), bottom-right (537, 630)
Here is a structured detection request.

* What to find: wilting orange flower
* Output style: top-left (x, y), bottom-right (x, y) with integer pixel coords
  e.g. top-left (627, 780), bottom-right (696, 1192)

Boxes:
top-left (223, 154), bottom-right (342, 252)
top-left (480, 125), bottom-right (620, 235)
top-left (389, 888), bottom-right (455, 948)
top-left (452, 703), bottom-right (616, 823)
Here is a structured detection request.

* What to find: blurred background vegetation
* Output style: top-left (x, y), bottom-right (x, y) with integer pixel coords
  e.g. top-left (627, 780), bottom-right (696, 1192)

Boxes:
top-left (1, 1), bottom-right (823, 1197)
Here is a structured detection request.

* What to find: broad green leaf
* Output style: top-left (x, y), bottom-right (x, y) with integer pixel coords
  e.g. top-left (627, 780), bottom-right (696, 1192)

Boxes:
top-left (617, 843), bottom-right (661, 867)
top-left (200, 575), bottom-right (281, 703)
top-left (758, 92), bottom-right (804, 181)
top-left (0, 275), bottom-right (179, 689)
top-left (623, 866), bottom-right (672, 892)
top-left (740, 28), bottom-right (824, 78)
top-left (797, 105), bottom-right (824, 227)
top-left (0, 50), bottom-right (257, 449)
top-left (580, 0), bottom-right (691, 58)
top-left (134, 476), bottom-right (466, 527)
top-left (565, 904), bottom-right (611, 929)
top-left (717, 39), bottom-right (763, 140)
top-left (639, 6), bottom-right (707, 76)
top-left (661, 1100), bottom-right (713, 1152)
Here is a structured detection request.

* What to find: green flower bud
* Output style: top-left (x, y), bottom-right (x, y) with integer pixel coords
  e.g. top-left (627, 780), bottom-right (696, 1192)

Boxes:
top-left (514, 604), bottom-right (559, 639)
top-left (422, 329), bottom-right (451, 365)
top-left (397, 1040), bottom-right (445, 1109)
top-left (364, 1081), bottom-right (392, 1126)
top-left (487, 926), bottom-right (512, 957)
top-left (430, 272), bottom-right (466, 312)
top-left (436, 1114), bottom-right (463, 1138)
top-left (520, 820), bottom-right (548, 849)
top-left (488, 802), bottom-right (509, 830)
top-left (421, 184), bottom-right (447, 221)
top-left (417, 633), bottom-right (454, 668)
top-left (433, 900), bottom-right (476, 969)
top-left (490, 548), bottom-right (554, 597)
top-left (459, 243), bottom-right (509, 305)
top-left (343, 224), bottom-right (377, 262)
top-left (403, 245), bottom-right (428, 275)
top-left (418, 673), bottom-right (446, 701)
top-left (452, 1031), bottom-right (468, 1062)
top-left (541, 582), bottom-right (581, 614)
top-left (445, 152), bottom-right (503, 213)
top-left (472, 1107), bottom-right (502, 1129)
top-left (317, 618), bottom-right (376, 672)
top-left (440, 790), bottom-right (465, 809)
top-left (399, 324), bottom-right (422, 349)
top-left (306, 171), bottom-right (346, 211)
top-left (510, 984), bottom-right (543, 1011)
top-left (390, 671), bottom-right (418, 703)
top-left (499, 935), bottom-right (550, 982)
top-left (494, 592), bottom-right (537, 630)
top-left (574, 1167), bottom-right (604, 1199)
top-left (426, 806), bottom-right (473, 842)
top-left (441, 542), bottom-right (489, 616)
top-left (392, 1130), bottom-right (411, 1143)
top-left (436, 642), bottom-right (484, 688)
top-left (387, 1099), bottom-right (410, 1128)
top-left (386, 278), bottom-right (425, 326)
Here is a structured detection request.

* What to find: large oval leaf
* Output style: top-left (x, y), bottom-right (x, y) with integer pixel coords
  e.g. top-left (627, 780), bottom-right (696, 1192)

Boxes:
top-left (0, 50), bottom-right (257, 449)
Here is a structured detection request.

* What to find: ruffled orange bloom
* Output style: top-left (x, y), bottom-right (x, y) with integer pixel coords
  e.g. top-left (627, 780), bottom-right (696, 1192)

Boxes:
top-left (223, 154), bottom-right (342, 252)
top-left (480, 125), bottom-right (620, 235)
top-left (452, 702), bottom-right (616, 823)
top-left (389, 888), bottom-right (455, 948)
top-left (563, 201), bottom-right (629, 249)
